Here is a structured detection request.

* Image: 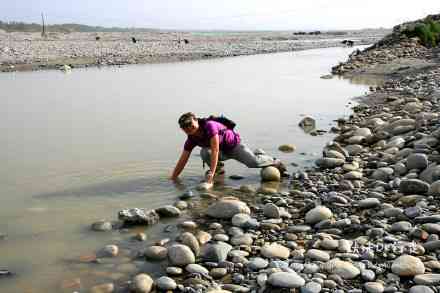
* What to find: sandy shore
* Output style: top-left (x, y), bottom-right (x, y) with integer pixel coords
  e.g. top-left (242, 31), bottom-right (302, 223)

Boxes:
top-left (0, 30), bottom-right (387, 72)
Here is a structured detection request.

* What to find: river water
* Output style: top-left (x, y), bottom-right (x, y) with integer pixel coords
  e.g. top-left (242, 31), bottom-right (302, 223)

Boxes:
top-left (0, 46), bottom-right (376, 292)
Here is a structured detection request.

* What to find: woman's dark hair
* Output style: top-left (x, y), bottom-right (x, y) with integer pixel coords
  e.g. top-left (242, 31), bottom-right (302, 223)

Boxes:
top-left (178, 112), bottom-right (196, 128)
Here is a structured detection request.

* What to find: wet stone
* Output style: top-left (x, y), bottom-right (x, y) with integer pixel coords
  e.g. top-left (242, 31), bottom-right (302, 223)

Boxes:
top-left (155, 205), bottom-right (181, 217)
top-left (90, 283), bottom-right (114, 293)
top-left (155, 276), bottom-right (177, 291)
top-left (144, 246), bottom-right (168, 261)
top-left (118, 208), bottom-right (159, 226)
top-left (91, 220), bottom-right (113, 232)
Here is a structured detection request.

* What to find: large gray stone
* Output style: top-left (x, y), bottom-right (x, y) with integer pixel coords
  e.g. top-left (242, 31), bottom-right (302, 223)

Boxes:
top-left (118, 208), bottom-right (160, 225)
top-left (353, 128), bottom-right (372, 137)
top-left (301, 282), bottom-right (322, 293)
top-left (155, 205), bottom-right (181, 217)
top-left (358, 198), bottom-right (381, 209)
top-left (407, 154), bottom-right (429, 170)
top-left (261, 166), bottom-right (281, 182)
top-left (428, 180), bottom-right (440, 196)
top-left (409, 285), bottom-right (435, 293)
top-left (306, 249), bottom-right (330, 261)
top-left (180, 232), bottom-right (200, 256)
top-left (391, 255), bottom-right (425, 277)
top-left (144, 246), bottom-right (168, 261)
top-left (322, 259), bottom-right (360, 279)
top-left (399, 179), bottom-right (430, 195)
top-left (316, 158), bottom-right (345, 169)
top-left (305, 206), bottom-right (333, 224)
top-left (248, 257), bottom-right (269, 270)
top-left (186, 264), bottom-right (209, 275)
top-left (206, 199), bottom-right (250, 219)
top-left (155, 276), bottom-right (177, 291)
top-left (364, 282), bottom-right (384, 293)
top-left (202, 241), bottom-right (233, 262)
top-left (264, 203), bottom-right (280, 218)
top-left (231, 213), bottom-right (251, 227)
top-left (261, 243), bottom-right (290, 259)
top-left (268, 272), bottom-right (305, 288)
top-left (167, 244), bottom-right (195, 266)
top-left (414, 274), bottom-right (440, 285)
top-left (371, 167), bottom-right (394, 181)
top-left (132, 274), bottom-right (154, 293)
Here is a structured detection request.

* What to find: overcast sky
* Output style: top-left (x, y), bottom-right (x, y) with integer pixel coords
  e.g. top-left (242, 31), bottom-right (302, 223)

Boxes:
top-left (3, 0), bottom-right (440, 30)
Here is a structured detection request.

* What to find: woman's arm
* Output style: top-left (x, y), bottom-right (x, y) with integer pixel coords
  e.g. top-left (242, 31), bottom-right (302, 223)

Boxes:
top-left (171, 150), bottom-right (191, 181)
top-left (206, 134), bottom-right (220, 184)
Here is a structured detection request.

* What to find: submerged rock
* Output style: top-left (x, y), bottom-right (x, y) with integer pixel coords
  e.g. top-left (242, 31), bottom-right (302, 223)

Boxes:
top-left (278, 144), bottom-right (296, 153)
top-left (118, 208), bottom-right (160, 226)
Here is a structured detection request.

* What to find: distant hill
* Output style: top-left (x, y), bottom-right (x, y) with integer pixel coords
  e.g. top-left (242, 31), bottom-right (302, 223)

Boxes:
top-left (0, 20), bottom-right (158, 33)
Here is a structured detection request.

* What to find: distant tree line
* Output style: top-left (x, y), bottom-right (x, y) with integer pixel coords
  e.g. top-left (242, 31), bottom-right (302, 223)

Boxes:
top-left (0, 20), bottom-right (157, 33)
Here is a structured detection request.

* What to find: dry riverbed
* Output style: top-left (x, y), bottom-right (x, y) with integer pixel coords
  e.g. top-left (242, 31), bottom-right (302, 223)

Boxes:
top-left (0, 29), bottom-right (387, 72)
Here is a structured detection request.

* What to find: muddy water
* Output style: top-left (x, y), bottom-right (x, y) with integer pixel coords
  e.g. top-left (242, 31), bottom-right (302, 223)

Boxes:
top-left (0, 46), bottom-right (376, 292)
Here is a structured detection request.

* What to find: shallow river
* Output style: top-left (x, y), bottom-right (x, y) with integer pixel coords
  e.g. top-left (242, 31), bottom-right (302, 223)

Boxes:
top-left (0, 46), bottom-right (376, 292)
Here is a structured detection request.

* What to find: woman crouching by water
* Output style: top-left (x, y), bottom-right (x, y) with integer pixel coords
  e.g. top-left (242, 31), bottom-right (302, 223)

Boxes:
top-left (170, 112), bottom-right (287, 188)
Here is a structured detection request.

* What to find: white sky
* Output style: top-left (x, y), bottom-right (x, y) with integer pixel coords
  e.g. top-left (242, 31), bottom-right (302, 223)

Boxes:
top-left (3, 0), bottom-right (440, 30)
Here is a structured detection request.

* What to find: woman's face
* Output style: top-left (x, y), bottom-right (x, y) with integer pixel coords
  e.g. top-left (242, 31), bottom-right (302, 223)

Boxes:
top-left (181, 118), bottom-right (199, 135)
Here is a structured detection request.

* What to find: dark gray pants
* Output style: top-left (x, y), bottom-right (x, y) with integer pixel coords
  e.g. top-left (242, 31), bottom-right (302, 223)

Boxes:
top-left (200, 143), bottom-right (275, 168)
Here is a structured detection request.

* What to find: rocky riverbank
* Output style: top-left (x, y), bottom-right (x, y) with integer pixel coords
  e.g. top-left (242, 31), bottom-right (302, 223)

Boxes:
top-left (0, 29), bottom-right (386, 72)
top-left (55, 17), bottom-right (440, 293)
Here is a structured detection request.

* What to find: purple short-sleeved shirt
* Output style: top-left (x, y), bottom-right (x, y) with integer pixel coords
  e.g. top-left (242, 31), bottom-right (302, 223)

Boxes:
top-left (184, 120), bottom-right (240, 152)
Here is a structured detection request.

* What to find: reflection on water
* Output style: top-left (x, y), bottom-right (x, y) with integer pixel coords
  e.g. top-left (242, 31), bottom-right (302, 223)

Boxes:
top-left (338, 73), bottom-right (385, 87)
top-left (0, 46), bottom-right (372, 293)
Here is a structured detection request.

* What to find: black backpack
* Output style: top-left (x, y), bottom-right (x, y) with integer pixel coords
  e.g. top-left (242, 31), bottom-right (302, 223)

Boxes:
top-left (203, 115), bottom-right (236, 130)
